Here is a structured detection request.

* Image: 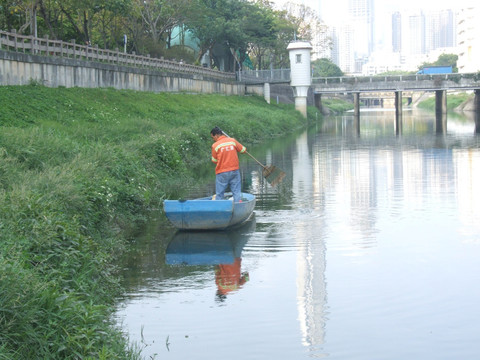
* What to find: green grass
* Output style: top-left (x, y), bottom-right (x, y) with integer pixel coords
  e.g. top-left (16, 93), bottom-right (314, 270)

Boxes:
top-left (319, 98), bottom-right (354, 113)
top-left (416, 92), bottom-right (472, 111)
top-left (0, 85), bottom-right (316, 359)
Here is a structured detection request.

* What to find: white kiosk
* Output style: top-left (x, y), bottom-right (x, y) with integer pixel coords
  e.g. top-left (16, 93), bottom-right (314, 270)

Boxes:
top-left (287, 41), bottom-right (312, 118)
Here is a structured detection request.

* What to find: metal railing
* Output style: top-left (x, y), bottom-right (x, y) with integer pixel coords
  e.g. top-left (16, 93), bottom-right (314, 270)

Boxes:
top-left (312, 73), bottom-right (480, 85)
top-left (237, 69), bottom-right (290, 84)
top-left (311, 72), bottom-right (480, 92)
top-left (0, 30), bottom-right (235, 81)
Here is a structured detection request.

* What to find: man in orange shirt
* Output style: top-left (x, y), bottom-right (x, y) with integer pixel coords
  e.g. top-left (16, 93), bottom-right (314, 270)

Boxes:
top-left (210, 126), bottom-right (246, 202)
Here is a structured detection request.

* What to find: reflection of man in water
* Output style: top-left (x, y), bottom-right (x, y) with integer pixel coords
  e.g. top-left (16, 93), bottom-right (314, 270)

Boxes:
top-left (215, 258), bottom-right (249, 302)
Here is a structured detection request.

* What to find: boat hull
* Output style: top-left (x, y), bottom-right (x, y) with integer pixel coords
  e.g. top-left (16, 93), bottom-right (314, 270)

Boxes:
top-left (163, 192), bottom-right (255, 230)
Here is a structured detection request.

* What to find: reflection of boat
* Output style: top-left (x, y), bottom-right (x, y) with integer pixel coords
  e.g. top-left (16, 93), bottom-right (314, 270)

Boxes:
top-left (163, 192), bottom-right (255, 230)
top-left (165, 217), bottom-right (254, 265)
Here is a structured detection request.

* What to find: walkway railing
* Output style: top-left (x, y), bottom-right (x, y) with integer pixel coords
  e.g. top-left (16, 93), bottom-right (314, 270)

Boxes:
top-left (0, 30), bottom-right (235, 81)
top-left (312, 73), bottom-right (480, 92)
top-left (312, 73), bottom-right (480, 85)
top-left (237, 69), bottom-right (290, 84)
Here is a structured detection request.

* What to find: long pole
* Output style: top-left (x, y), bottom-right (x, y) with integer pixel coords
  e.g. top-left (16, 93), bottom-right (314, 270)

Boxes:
top-left (221, 130), bottom-right (268, 170)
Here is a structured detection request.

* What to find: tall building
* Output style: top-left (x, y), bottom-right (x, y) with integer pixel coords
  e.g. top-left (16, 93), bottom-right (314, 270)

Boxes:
top-left (405, 12), bottom-right (426, 55)
top-left (457, 7), bottom-right (480, 73)
top-left (331, 24), bottom-right (355, 73)
top-left (328, 0), bottom-right (374, 73)
top-left (348, 0), bottom-right (375, 57)
top-left (311, 22), bottom-right (332, 60)
top-left (437, 9), bottom-right (455, 48)
top-left (327, 1), bottom-right (461, 74)
top-left (392, 12), bottom-right (402, 53)
top-left (425, 9), bottom-right (455, 53)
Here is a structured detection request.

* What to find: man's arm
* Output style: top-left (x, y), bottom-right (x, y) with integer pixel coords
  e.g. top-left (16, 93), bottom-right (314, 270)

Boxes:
top-left (211, 145), bottom-right (218, 163)
top-left (234, 139), bottom-right (246, 154)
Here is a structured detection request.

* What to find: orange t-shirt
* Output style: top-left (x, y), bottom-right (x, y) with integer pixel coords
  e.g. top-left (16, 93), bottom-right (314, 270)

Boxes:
top-left (211, 135), bottom-right (246, 174)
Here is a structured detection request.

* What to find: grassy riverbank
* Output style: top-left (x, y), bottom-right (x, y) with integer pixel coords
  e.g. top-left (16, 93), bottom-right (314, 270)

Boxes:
top-left (0, 85), bottom-right (325, 359)
top-left (416, 92), bottom-right (472, 111)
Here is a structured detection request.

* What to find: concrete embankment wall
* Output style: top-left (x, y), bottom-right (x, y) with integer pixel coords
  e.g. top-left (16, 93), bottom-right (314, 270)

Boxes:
top-left (0, 50), bottom-right (245, 95)
top-left (246, 83), bottom-right (314, 106)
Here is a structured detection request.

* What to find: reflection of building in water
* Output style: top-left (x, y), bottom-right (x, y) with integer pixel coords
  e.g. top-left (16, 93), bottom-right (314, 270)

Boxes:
top-left (340, 149), bottom-right (379, 243)
top-left (292, 131), bottom-right (327, 347)
top-left (290, 117), bottom-right (480, 350)
top-left (296, 231), bottom-right (327, 347)
top-left (455, 150), bottom-right (480, 235)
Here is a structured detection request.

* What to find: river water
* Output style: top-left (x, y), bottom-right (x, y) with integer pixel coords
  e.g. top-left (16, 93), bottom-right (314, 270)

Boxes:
top-left (115, 109), bottom-right (480, 360)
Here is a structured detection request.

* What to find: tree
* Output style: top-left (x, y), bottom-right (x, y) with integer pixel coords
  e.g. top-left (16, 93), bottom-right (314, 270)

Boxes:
top-left (131, 0), bottom-right (189, 44)
top-left (260, 2), bottom-right (330, 71)
top-left (420, 53), bottom-right (458, 73)
top-left (246, 1), bottom-right (283, 70)
top-left (311, 58), bottom-right (343, 77)
top-left (186, 0), bottom-right (270, 69)
top-left (185, 0), bottom-right (225, 64)
top-left (266, 8), bottom-right (297, 69)
top-left (0, 0), bottom-right (40, 35)
top-left (0, 0), bottom-right (324, 70)
top-left (90, 0), bottom-right (131, 50)
top-left (238, 1), bottom-right (275, 70)
top-left (436, 53), bottom-right (458, 72)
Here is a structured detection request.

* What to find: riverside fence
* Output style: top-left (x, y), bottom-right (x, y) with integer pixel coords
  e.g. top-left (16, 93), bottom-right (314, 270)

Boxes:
top-left (237, 69), bottom-right (291, 84)
top-left (0, 30), bottom-right (235, 82)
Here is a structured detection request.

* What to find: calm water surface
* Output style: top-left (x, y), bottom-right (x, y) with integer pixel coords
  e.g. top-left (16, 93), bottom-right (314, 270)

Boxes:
top-left (116, 109), bottom-right (480, 359)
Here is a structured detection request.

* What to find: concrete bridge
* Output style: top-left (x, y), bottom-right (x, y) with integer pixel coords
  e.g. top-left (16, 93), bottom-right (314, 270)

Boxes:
top-left (311, 73), bottom-right (480, 134)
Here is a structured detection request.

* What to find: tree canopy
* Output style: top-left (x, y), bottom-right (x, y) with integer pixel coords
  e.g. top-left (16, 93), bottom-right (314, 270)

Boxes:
top-left (0, 0), bottom-right (330, 71)
top-left (420, 53), bottom-right (459, 73)
top-left (311, 58), bottom-right (343, 77)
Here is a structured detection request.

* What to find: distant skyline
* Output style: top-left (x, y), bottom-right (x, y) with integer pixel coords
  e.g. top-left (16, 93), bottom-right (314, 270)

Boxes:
top-left (272, 0), bottom-right (475, 73)
top-left (270, 0), bottom-right (478, 23)
top-left (270, 0), bottom-right (475, 56)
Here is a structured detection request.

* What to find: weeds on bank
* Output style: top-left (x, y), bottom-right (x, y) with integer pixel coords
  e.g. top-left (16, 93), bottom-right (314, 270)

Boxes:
top-left (416, 93), bottom-right (472, 111)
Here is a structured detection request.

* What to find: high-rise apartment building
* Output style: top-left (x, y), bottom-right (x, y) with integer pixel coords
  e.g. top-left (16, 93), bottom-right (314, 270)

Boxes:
top-left (348, 0), bottom-right (375, 57)
top-left (394, 9), bottom-right (455, 57)
top-left (457, 7), bottom-right (480, 73)
top-left (392, 12), bottom-right (402, 53)
top-left (425, 9), bottom-right (455, 53)
top-left (316, 0), bottom-right (459, 74)
top-left (331, 24), bottom-right (355, 73)
top-left (406, 12), bottom-right (426, 55)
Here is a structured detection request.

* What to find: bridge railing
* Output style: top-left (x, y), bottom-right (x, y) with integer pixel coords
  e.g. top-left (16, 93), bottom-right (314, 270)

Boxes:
top-left (312, 73), bottom-right (480, 85)
top-left (237, 69), bottom-right (290, 84)
top-left (0, 30), bottom-right (235, 81)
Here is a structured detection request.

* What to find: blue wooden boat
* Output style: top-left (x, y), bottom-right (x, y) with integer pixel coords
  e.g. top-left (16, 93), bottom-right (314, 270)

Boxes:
top-left (163, 192), bottom-right (256, 230)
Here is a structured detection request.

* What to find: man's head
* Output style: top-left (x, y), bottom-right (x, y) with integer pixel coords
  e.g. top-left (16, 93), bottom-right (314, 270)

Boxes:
top-left (210, 126), bottom-right (223, 141)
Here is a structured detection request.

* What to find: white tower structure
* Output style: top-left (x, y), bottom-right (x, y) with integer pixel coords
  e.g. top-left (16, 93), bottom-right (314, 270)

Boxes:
top-left (287, 41), bottom-right (313, 117)
top-left (457, 7), bottom-right (480, 73)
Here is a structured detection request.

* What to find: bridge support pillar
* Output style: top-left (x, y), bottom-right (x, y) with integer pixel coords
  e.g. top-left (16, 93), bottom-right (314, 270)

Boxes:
top-left (264, 83), bottom-right (270, 104)
top-left (395, 91), bottom-right (403, 135)
top-left (353, 92), bottom-right (360, 117)
top-left (293, 86), bottom-right (309, 118)
top-left (353, 92), bottom-right (360, 134)
top-left (475, 89), bottom-right (480, 134)
top-left (314, 93), bottom-right (322, 114)
top-left (435, 90), bottom-right (447, 134)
